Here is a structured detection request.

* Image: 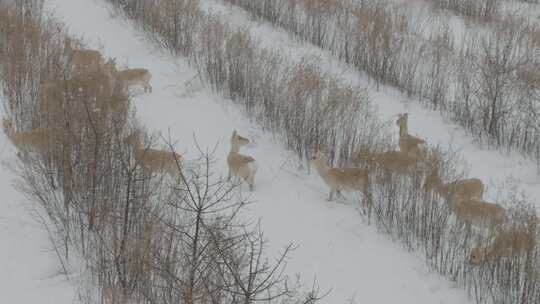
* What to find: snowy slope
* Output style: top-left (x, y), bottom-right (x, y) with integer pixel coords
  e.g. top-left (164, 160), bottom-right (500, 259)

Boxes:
top-left (43, 0), bottom-right (478, 303)
top-left (0, 100), bottom-right (76, 303)
top-left (197, 0), bottom-right (540, 205)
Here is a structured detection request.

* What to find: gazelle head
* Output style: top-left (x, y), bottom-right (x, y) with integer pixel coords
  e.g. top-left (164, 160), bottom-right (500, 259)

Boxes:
top-left (308, 151), bottom-right (330, 174)
top-left (230, 130), bottom-right (250, 151)
top-left (396, 113), bottom-right (408, 128)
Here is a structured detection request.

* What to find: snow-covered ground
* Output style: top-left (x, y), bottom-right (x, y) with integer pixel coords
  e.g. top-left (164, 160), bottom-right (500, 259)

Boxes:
top-left (198, 0), bottom-right (540, 204)
top-left (41, 0), bottom-right (481, 303)
top-left (2, 0), bottom-right (536, 302)
top-left (0, 100), bottom-right (76, 303)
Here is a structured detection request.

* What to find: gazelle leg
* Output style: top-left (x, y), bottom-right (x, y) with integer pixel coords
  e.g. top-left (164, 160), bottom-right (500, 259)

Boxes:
top-left (248, 175), bottom-right (255, 191)
top-left (328, 190), bottom-right (335, 201)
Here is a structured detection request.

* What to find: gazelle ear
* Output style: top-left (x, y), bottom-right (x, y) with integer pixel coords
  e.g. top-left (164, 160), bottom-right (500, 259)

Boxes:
top-left (232, 130), bottom-right (237, 138)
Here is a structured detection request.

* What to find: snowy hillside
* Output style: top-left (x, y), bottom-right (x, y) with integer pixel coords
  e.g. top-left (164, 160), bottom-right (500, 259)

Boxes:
top-left (40, 0), bottom-right (475, 302)
top-left (0, 100), bottom-right (75, 303)
top-left (1, 0), bottom-right (539, 303)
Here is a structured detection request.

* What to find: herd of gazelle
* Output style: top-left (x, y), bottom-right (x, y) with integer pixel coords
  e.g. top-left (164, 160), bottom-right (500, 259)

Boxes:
top-left (3, 46), bottom-right (167, 172)
top-left (310, 113), bottom-right (536, 266)
top-left (2, 45), bottom-right (536, 267)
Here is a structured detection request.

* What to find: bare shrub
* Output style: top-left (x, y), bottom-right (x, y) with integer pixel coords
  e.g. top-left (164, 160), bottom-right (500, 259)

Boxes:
top-left (217, 0), bottom-right (540, 166)
top-left (42, 0), bottom-right (540, 303)
top-left (0, 2), bottom-right (327, 304)
top-left (430, 0), bottom-right (502, 22)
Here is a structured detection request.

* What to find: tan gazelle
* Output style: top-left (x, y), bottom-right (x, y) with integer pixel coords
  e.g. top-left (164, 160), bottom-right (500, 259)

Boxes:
top-left (106, 59), bottom-right (152, 94)
top-left (396, 113), bottom-right (426, 159)
top-left (64, 38), bottom-right (103, 74)
top-left (310, 152), bottom-right (369, 201)
top-left (2, 118), bottom-right (53, 153)
top-left (449, 196), bottom-right (506, 232)
top-left (71, 49), bottom-right (103, 75)
top-left (126, 130), bottom-right (182, 176)
top-left (355, 149), bottom-right (421, 175)
top-left (468, 228), bottom-right (536, 266)
top-left (227, 130), bottom-right (257, 191)
top-left (423, 165), bottom-right (485, 201)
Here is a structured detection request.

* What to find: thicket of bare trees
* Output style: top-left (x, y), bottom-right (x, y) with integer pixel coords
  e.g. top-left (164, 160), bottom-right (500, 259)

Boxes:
top-left (219, 0), bottom-right (540, 168)
top-left (101, 0), bottom-right (540, 303)
top-left (113, 0), bottom-right (386, 166)
top-left (0, 1), bottom-right (323, 303)
top-left (429, 0), bottom-right (502, 22)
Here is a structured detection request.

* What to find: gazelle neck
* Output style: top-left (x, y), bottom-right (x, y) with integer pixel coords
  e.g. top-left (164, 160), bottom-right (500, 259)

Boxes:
top-left (230, 143), bottom-right (241, 153)
top-left (311, 158), bottom-right (330, 176)
top-left (399, 119), bottom-right (408, 137)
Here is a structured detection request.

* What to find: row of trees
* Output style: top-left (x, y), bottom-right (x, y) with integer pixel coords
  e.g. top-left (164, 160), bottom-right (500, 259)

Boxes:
top-left (102, 0), bottom-right (540, 303)
top-left (0, 1), bottom-right (323, 303)
top-left (219, 0), bottom-right (540, 169)
top-left (430, 0), bottom-right (502, 22)
top-left (429, 0), bottom-right (540, 23)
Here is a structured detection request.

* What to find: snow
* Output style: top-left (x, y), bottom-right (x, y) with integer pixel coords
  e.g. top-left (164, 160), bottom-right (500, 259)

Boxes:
top-left (41, 0), bottom-right (478, 303)
top-left (2, 0), bottom-right (537, 302)
top-left (0, 100), bottom-right (76, 302)
top-left (198, 0), bottom-right (540, 205)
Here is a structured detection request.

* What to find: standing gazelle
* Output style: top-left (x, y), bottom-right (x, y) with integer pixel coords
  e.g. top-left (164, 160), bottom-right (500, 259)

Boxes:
top-left (423, 165), bottom-right (485, 201)
top-left (105, 59), bottom-right (152, 94)
top-left (126, 130), bottom-right (182, 176)
top-left (65, 37), bottom-right (103, 75)
top-left (396, 113), bottom-right (426, 159)
top-left (71, 49), bottom-right (103, 75)
top-left (310, 152), bottom-right (369, 201)
top-left (355, 150), bottom-right (421, 176)
top-left (449, 197), bottom-right (506, 232)
top-left (468, 228), bottom-right (536, 266)
top-left (227, 130), bottom-right (257, 191)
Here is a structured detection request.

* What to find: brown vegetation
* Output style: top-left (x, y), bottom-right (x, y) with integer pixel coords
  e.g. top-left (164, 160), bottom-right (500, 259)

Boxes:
top-left (0, 2), bottom-right (325, 304)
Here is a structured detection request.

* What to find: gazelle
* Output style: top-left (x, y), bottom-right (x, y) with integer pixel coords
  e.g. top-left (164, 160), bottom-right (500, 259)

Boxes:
top-left (396, 113), bottom-right (427, 159)
top-left (105, 59), bottom-right (152, 94)
top-left (71, 49), bottom-right (103, 75)
top-left (355, 150), bottom-right (421, 175)
top-left (3, 118), bottom-right (52, 153)
top-left (126, 130), bottom-right (182, 176)
top-left (64, 38), bottom-right (103, 75)
top-left (310, 152), bottom-right (369, 201)
top-left (227, 130), bottom-right (257, 191)
top-left (448, 197), bottom-right (506, 232)
top-left (423, 166), bottom-right (485, 201)
top-left (468, 228), bottom-right (536, 266)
